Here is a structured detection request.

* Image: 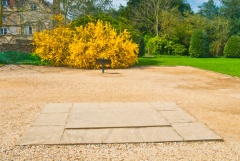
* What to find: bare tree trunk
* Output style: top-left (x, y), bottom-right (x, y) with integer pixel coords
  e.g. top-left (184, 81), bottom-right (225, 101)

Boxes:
top-left (154, 0), bottom-right (160, 36)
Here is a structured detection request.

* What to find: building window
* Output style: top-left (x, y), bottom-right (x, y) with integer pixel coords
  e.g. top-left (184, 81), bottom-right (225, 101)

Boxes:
top-left (30, 4), bottom-right (37, 11)
top-left (0, 27), bottom-right (7, 35)
top-left (2, 0), bottom-right (9, 7)
top-left (25, 26), bottom-right (32, 35)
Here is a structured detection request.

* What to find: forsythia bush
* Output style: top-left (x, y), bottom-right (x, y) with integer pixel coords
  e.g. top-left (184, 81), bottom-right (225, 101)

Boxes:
top-left (69, 21), bottom-right (138, 68)
top-left (34, 15), bottom-right (73, 66)
top-left (33, 15), bottom-right (139, 68)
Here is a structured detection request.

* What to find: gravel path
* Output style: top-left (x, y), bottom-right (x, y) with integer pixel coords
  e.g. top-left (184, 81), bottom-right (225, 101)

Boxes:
top-left (0, 65), bottom-right (239, 160)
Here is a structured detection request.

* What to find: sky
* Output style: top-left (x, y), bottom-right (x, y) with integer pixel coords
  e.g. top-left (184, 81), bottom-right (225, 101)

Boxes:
top-left (112, 0), bottom-right (221, 13)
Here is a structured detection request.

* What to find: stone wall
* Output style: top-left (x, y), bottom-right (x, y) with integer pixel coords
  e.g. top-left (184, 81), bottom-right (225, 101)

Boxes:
top-left (0, 39), bottom-right (34, 53)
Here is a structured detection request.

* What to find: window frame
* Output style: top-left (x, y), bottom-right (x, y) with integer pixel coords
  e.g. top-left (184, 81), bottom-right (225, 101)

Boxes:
top-left (2, 0), bottom-right (9, 7)
top-left (30, 4), bottom-right (37, 11)
top-left (24, 26), bottom-right (33, 35)
top-left (0, 27), bottom-right (8, 35)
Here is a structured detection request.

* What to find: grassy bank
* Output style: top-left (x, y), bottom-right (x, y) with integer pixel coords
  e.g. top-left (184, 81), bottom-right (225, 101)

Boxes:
top-left (0, 51), bottom-right (45, 65)
top-left (136, 56), bottom-right (240, 77)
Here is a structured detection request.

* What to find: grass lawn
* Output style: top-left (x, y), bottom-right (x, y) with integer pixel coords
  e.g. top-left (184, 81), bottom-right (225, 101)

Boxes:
top-left (136, 56), bottom-right (240, 77)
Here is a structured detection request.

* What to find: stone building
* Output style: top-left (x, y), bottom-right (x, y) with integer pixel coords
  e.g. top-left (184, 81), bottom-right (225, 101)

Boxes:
top-left (0, 0), bottom-right (54, 46)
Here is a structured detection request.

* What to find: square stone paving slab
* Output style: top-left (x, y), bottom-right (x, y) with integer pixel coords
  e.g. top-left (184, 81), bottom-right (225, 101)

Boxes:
top-left (160, 109), bottom-right (197, 123)
top-left (139, 127), bottom-right (183, 143)
top-left (172, 122), bottom-right (223, 141)
top-left (18, 126), bottom-right (64, 145)
top-left (32, 113), bottom-right (69, 126)
top-left (17, 102), bottom-right (223, 145)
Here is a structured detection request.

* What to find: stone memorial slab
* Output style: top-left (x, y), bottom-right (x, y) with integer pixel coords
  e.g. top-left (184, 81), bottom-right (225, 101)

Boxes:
top-left (66, 103), bottom-right (170, 129)
top-left (18, 102), bottom-right (223, 145)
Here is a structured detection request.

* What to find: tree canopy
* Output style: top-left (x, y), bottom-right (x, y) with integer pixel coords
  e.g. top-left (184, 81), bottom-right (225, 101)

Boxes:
top-left (30, 0), bottom-right (238, 57)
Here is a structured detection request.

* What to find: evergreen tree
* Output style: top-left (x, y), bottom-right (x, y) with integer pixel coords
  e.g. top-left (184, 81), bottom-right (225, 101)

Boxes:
top-left (198, 0), bottom-right (220, 19)
top-left (189, 30), bottom-right (210, 58)
top-left (224, 36), bottom-right (240, 58)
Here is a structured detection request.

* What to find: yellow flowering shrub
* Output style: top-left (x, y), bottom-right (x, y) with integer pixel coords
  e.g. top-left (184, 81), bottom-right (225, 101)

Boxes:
top-left (68, 20), bottom-right (139, 68)
top-left (33, 15), bottom-right (73, 66)
top-left (34, 15), bottom-right (139, 68)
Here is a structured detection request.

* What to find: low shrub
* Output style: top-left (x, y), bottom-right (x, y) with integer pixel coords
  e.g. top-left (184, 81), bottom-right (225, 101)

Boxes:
top-left (146, 36), bottom-right (186, 55)
top-left (224, 36), bottom-right (240, 58)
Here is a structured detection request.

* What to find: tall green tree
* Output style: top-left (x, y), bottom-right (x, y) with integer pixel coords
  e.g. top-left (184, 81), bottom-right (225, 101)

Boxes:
top-left (160, 9), bottom-right (187, 42)
top-left (184, 13), bottom-right (230, 56)
top-left (170, 0), bottom-right (192, 13)
top-left (220, 0), bottom-right (240, 35)
top-left (134, 0), bottom-right (171, 36)
top-left (198, 0), bottom-right (220, 19)
top-left (119, 0), bottom-right (192, 36)
top-left (189, 30), bottom-right (210, 58)
top-left (119, 0), bottom-right (142, 19)
top-left (209, 16), bottom-right (230, 56)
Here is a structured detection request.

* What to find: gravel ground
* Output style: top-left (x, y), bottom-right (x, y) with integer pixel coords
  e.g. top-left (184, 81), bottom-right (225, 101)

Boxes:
top-left (0, 65), bottom-right (239, 160)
